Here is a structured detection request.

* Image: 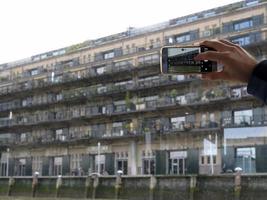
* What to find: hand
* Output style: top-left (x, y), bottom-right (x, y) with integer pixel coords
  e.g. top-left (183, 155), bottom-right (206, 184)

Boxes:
top-left (194, 40), bottom-right (257, 83)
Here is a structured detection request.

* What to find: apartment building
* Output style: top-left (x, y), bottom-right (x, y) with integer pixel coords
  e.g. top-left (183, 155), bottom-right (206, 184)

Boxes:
top-left (0, 0), bottom-right (267, 177)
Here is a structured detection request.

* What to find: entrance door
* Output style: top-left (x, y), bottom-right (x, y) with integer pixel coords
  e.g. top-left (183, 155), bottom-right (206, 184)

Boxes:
top-left (236, 147), bottom-right (256, 173)
top-left (117, 160), bottom-right (128, 175)
top-left (169, 158), bottom-right (186, 175)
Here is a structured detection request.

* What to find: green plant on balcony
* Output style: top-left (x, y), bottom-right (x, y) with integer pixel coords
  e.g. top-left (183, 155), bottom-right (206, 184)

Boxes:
top-left (125, 91), bottom-right (133, 111)
top-left (144, 127), bottom-right (150, 134)
top-left (170, 89), bottom-right (178, 103)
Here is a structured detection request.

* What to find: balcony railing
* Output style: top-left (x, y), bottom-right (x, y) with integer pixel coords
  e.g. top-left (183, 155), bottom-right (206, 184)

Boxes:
top-left (0, 86), bottom-right (252, 130)
top-left (0, 75), bottom-right (198, 113)
top-left (4, 113), bottom-right (267, 147)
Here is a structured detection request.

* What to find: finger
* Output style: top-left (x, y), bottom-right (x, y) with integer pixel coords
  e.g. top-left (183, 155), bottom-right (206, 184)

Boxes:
top-left (219, 39), bottom-right (236, 47)
top-left (194, 51), bottom-right (228, 62)
top-left (200, 40), bottom-right (234, 52)
top-left (219, 39), bottom-right (244, 51)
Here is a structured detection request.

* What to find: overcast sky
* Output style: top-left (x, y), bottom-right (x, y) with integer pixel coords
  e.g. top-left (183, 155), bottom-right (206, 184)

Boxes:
top-left (0, 0), bottom-right (241, 64)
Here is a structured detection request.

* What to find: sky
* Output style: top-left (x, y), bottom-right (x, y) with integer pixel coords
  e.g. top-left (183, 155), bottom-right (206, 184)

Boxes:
top-left (0, 0), bottom-right (241, 64)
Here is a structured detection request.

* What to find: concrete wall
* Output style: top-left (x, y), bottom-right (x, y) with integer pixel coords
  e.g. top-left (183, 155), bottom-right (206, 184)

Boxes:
top-left (0, 174), bottom-right (267, 199)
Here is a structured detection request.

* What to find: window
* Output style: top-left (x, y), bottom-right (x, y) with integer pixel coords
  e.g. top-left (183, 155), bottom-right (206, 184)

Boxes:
top-left (201, 156), bottom-right (205, 165)
top-left (116, 152), bottom-right (128, 175)
top-left (207, 156), bottom-right (210, 164)
top-left (213, 155), bottom-right (216, 164)
top-left (30, 68), bottom-right (39, 76)
top-left (187, 15), bottom-right (198, 22)
top-left (17, 159), bottom-right (26, 176)
top-left (55, 129), bottom-right (66, 141)
top-left (95, 155), bottom-right (105, 174)
top-left (70, 154), bottom-right (82, 175)
top-left (20, 133), bottom-right (27, 142)
top-left (97, 86), bottom-right (107, 94)
top-left (176, 95), bottom-right (187, 105)
top-left (204, 11), bottom-right (216, 18)
top-left (234, 109), bottom-right (252, 126)
top-left (104, 51), bottom-right (115, 60)
top-left (54, 157), bottom-right (62, 176)
top-left (168, 37), bottom-right (174, 44)
top-left (112, 122), bottom-right (124, 136)
top-left (142, 151), bottom-right (155, 175)
top-left (32, 156), bottom-right (42, 176)
top-left (96, 66), bottom-right (106, 75)
top-left (171, 117), bottom-right (186, 130)
top-left (175, 33), bottom-right (190, 43)
top-left (176, 18), bottom-right (187, 25)
top-left (232, 36), bottom-right (250, 46)
top-left (246, 0), bottom-right (258, 6)
top-left (234, 19), bottom-right (253, 31)
top-left (236, 147), bottom-right (256, 173)
top-left (56, 93), bottom-right (63, 101)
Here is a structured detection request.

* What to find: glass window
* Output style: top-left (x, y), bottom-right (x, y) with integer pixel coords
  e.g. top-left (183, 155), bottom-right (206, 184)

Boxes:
top-left (176, 34), bottom-right (191, 43)
top-left (234, 19), bottom-right (253, 31)
top-left (70, 154), bottom-right (82, 175)
top-left (31, 69), bottom-right (39, 76)
top-left (187, 15), bottom-right (198, 22)
top-left (104, 51), bottom-right (115, 60)
top-left (236, 147), bottom-right (256, 173)
top-left (232, 36), bottom-right (250, 46)
top-left (96, 66), bottom-right (106, 75)
top-left (234, 109), bottom-right (252, 126)
top-left (32, 156), bottom-right (42, 176)
top-left (171, 117), bottom-right (186, 130)
top-left (201, 156), bottom-right (205, 164)
top-left (176, 18), bottom-right (187, 25)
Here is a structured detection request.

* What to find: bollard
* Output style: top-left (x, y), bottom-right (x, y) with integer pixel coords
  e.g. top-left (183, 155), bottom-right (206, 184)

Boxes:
top-left (56, 175), bottom-right (62, 198)
top-left (115, 170), bottom-right (123, 199)
top-left (85, 175), bottom-right (93, 198)
top-left (32, 172), bottom-right (39, 197)
top-left (234, 167), bottom-right (242, 200)
top-left (189, 176), bottom-right (197, 200)
top-left (149, 175), bottom-right (157, 200)
top-left (91, 173), bottom-right (99, 200)
top-left (7, 177), bottom-right (15, 196)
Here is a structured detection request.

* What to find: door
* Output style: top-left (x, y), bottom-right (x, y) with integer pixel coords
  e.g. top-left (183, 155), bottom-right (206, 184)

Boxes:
top-left (169, 157), bottom-right (186, 175)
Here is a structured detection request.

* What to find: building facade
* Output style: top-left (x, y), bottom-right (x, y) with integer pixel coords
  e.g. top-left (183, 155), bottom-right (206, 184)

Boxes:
top-left (1, 0), bottom-right (267, 177)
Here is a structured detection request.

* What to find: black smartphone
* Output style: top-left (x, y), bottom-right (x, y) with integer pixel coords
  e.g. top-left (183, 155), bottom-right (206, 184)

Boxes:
top-left (160, 46), bottom-right (220, 74)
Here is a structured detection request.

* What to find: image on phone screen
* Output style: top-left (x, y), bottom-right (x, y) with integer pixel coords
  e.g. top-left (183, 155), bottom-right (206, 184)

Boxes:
top-left (167, 47), bottom-right (202, 73)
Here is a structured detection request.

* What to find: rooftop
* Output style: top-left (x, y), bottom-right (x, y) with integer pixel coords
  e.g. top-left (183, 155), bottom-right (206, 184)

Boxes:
top-left (0, 0), bottom-right (265, 70)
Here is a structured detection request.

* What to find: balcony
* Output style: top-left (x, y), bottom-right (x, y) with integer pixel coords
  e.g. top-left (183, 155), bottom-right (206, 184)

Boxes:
top-left (0, 83), bottom-right (255, 132)
top-left (3, 111), bottom-right (267, 148)
top-left (0, 75), bottom-right (199, 115)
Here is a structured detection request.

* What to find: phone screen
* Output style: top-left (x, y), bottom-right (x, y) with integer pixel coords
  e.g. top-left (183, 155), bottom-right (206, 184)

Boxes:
top-left (161, 46), bottom-right (216, 74)
top-left (168, 47), bottom-right (202, 73)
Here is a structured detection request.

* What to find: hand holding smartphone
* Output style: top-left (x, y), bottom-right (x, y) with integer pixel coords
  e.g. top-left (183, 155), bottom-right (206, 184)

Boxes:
top-left (160, 46), bottom-right (222, 74)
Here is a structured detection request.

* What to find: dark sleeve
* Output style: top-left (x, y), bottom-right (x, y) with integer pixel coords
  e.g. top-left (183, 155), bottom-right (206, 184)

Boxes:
top-left (247, 60), bottom-right (267, 103)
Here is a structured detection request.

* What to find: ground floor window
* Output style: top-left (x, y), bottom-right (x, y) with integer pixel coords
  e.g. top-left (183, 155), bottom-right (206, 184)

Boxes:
top-left (54, 157), bottom-right (62, 176)
top-left (32, 156), bottom-right (42, 176)
top-left (116, 152), bottom-right (128, 175)
top-left (169, 151), bottom-right (187, 175)
top-left (15, 159), bottom-right (26, 176)
top-left (70, 154), bottom-right (82, 176)
top-left (95, 155), bottom-right (105, 174)
top-left (116, 160), bottom-right (128, 175)
top-left (142, 157), bottom-right (155, 175)
top-left (0, 162), bottom-right (7, 176)
top-left (236, 147), bottom-right (256, 173)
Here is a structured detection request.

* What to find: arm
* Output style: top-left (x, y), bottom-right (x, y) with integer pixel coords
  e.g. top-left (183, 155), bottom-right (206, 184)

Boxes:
top-left (247, 60), bottom-right (267, 103)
